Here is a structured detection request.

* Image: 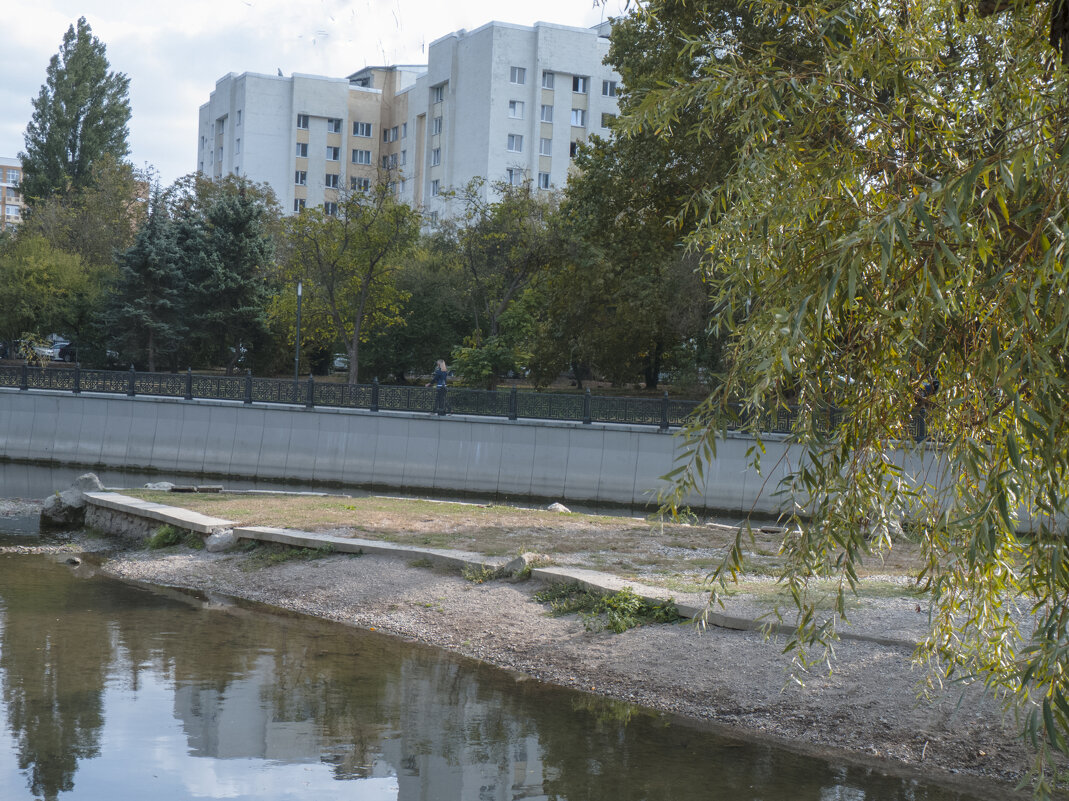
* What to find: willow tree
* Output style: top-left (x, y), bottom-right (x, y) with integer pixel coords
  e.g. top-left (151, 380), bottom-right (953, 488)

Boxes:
top-left (635, 0), bottom-right (1069, 790)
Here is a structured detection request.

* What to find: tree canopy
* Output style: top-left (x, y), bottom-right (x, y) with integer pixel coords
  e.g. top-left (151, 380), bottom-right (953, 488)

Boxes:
top-left (20, 17), bottom-right (131, 204)
top-left (634, 0), bottom-right (1069, 790)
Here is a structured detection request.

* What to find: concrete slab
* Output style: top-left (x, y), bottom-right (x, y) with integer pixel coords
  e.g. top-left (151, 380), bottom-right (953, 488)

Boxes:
top-left (145, 401), bottom-right (183, 473)
top-left (228, 406), bottom-right (266, 477)
top-left (202, 405), bottom-right (240, 476)
top-left (84, 491), bottom-right (235, 533)
top-left (372, 417), bottom-right (412, 488)
top-left (561, 426), bottom-right (605, 503)
top-left (234, 525), bottom-right (510, 573)
top-left (400, 416), bottom-right (441, 491)
top-left (529, 426), bottom-right (570, 499)
top-left (283, 411), bottom-right (320, 479)
top-left (256, 407), bottom-right (293, 480)
top-left (495, 424), bottom-right (536, 497)
top-left (123, 400), bottom-right (161, 468)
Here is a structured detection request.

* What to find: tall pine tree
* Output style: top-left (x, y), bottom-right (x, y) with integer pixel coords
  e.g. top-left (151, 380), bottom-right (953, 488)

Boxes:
top-left (110, 194), bottom-right (186, 372)
top-left (20, 17), bottom-right (131, 204)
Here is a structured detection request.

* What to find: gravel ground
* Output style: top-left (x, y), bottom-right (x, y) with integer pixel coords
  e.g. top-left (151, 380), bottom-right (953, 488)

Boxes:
top-left (0, 498), bottom-right (1045, 798)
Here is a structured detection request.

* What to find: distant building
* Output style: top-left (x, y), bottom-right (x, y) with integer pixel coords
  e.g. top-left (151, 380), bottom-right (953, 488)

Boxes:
top-left (196, 20), bottom-right (619, 219)
top-left (0, 157), bottom-right (23, 231)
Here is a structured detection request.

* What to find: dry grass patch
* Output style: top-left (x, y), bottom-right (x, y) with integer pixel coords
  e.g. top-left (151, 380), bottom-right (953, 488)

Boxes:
top-left (123, 491), bottom-right (925, 587)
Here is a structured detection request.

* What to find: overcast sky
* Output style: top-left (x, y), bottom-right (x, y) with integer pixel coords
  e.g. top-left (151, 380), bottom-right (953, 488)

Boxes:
top-left (3, 0), bottom-right (624, 186)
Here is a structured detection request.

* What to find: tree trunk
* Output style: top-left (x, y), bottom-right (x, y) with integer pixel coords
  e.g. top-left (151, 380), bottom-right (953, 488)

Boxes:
top-left (644, 342), bottom-right (663, 390)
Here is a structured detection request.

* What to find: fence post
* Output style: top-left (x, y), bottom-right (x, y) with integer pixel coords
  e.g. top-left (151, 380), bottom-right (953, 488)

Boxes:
top-left (244, 369), bottom-right (253, 404)
top-left (127, 365), bottom-right (136, 397)
top-left (73, 365), bottom-right (81, 395)
top-left (19, 364), bottom-right (28, 391)
top-left (509, 387), bottom-right (518, 421)
top-left (185, 367), bottom-right (193, 400)
top-left (660, 390), bottom-right (669, 430)
top-left (582, 388), bottom-right (591, 425)
top-left (306, 375), bottom-right (315, 409)
top-left (371, 377), bottom-right (379, 412)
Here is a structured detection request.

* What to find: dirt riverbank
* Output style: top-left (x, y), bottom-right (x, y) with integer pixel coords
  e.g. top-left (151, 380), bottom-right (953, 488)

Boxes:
top-left (0, 496), bottom-right (1043, 798)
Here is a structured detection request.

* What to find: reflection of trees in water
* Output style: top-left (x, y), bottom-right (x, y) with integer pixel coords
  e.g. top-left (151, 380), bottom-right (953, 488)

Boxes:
top-left (0, 557), bottom-right (971, 801)
top-left (0, 558), bottom-right (110, 801)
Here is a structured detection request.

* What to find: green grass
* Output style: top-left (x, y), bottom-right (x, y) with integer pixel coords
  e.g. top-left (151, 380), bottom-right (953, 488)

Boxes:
top-left (147, 524), bottom-right (183, 549)
top-left (534, 583), bottom-right (683, 633)
top-left (239, 542), bottom-right (337, 571)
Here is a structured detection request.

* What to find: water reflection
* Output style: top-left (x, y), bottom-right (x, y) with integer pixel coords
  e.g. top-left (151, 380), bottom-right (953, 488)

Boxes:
top-left (0, 554), bottom-right (998, 800)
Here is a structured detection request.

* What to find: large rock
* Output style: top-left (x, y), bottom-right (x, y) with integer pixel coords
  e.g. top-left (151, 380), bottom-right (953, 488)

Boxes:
top-left (205, 528), bottom-right (238, 552)
top-left (40, 473), bottom-right (103, 529)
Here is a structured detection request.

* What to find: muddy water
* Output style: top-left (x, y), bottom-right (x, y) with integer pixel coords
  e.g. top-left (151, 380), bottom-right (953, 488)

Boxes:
top-left (0, 550), bottom-right (1004, 801)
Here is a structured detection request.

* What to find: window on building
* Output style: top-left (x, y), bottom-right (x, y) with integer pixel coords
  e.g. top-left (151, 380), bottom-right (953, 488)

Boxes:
top-left (235, 138), bottom-right (241, 154)
top-left (295, 170), bottom-right (307, 185)
top-left (383, 126), bottom-right (398, 142)
top-left (389, 153), bottom-right (398, 168)
top-left (571, 108), bottom-right (587, 127)
top-left (431, 148), bottom-right (441, 166)
top-left (508, 100), bottom-right (524, 119)
top-left (324, 202), bottom-right (338, 216)
top-left (327, 146), bottom-right (340, 161)
top-left (296, 142), bottom-right (308, 158)
top-left (572, 76), bottom-right (589, 94)
top-left (7, 170), bottom-right (19, 185)
top-left (325, 173), bottom-right (339, 188)
top-left (506, 168), bottom-right (523, 186)
top-left (399, 178), bottom-right (406, 194)
top-left (510, 66), bottom-right (526, 84)
top-left (570, 141), bottom-right (581, 158)
top-left (602, 80), bottom-right (617, 97)
top-left (382, 155), bottom-right (390, 169)
top-left (432, 83), bottom-right (445, 103)
top-left (327, 117), bottom-right (342, 133)
top-left (297, 114), bottom-right (309, 129)
top-left (236, 110), bottom-right (242, 126)
top-left (432, 116), bottom-right (442, 135)
top-left (351, 176), bottom-right (370, 191)
top-left (400, 150), bottom-right (407, 166)
top-left (538, 172), bottom-right (551, 190)
top-left (217, 147), bottom-right (223, 162)
top-left (293, 198), bottom-right (306, 212)
top-left (539, 137), bottom-right (552, 156)
top-left (402, 122), bottom-right (408, 138)
top-left (353, 121), bottom-right (372, 137)
top-left (542, 71), bottom-right (554, 89)
top-left (431, 179), bottom-right (440, 196)
top-left (218, 117), bottom-right (226, 133)
top-left (507, 134), bottom-right (523, 152)
top-left (540, 104), bottom-right (553, 123)
top-left (601, 113), bottom-right (616, 128)
top-left (353, 149), bottom-right (371, 165)
top-left (429, 210), bottom-right (439, 224)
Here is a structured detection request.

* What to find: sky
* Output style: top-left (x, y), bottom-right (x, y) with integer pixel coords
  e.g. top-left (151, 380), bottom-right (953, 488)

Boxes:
top-left (2, 0), bottom-right (626, 186)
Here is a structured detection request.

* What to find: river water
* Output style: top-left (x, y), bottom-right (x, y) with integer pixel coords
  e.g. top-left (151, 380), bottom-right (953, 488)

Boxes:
top-left (0, 464), bottom-right (1004, 800)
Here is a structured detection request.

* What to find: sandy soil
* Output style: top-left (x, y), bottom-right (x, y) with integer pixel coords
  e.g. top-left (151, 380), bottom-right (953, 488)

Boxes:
top-left (0, 497), bottom-right (1042, 799)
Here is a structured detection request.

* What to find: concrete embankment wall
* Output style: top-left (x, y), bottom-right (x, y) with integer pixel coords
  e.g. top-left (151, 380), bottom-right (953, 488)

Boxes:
top-left (0, 388), bottom-right (939, 514)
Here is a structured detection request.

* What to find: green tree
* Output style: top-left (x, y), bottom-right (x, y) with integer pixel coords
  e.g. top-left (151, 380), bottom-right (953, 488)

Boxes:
top-left (21, 155), bottom-right (145, 269)
top-left (0, 234), bottom-right (90, 347)
top-left (20, 17), bottom-right (131, 204)
top-left (638, 0), bottom-right (1069, 791)
top-left (109, 194), bottom-right (187, 372)
top-left (442, 179), bottom-right (566, 389)
top-left (182, 184), bottom-right (277, 374)
top-left (359, 236), bottom-right (474, 382)
top-left (283, 183), bottom-right (420, 384)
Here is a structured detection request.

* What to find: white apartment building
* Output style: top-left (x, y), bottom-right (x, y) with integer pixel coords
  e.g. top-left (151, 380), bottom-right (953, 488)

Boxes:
top-left (0, 157), bottom-right (24, 231)
top-left (196, 20), bottom-right (619, 218)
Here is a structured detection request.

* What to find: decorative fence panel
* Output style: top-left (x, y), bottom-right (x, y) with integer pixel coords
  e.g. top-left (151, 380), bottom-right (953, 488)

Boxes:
top-left (2, 364), bottom-right (913, 437)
